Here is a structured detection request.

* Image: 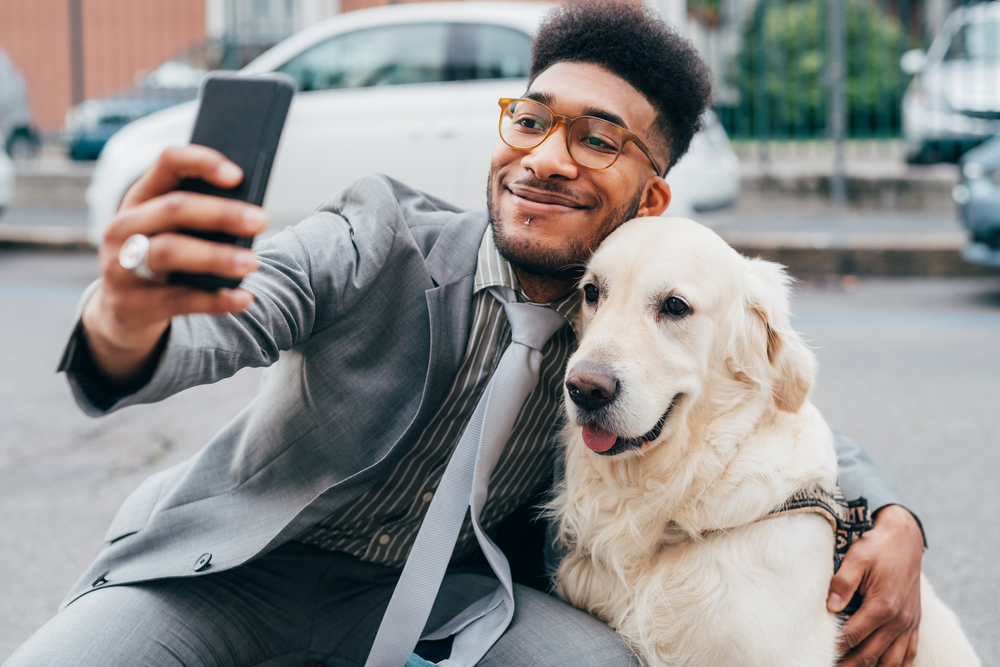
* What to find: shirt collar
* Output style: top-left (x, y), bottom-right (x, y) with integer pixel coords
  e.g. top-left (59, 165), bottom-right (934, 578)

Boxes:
top-left (474, 230), bottom-right (583, 339)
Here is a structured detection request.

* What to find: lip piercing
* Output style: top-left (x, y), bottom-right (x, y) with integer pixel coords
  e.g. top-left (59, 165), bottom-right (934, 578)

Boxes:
top-left (525, 218), bottom-right (531, 226)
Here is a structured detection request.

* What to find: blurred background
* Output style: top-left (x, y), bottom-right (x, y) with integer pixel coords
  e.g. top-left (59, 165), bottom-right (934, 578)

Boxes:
top-left (1, 0), bottom-right (999, 664)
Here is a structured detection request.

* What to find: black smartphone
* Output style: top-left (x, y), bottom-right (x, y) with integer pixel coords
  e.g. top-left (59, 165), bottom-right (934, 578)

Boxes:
top-left (167, 72), bottom-right (294, 291)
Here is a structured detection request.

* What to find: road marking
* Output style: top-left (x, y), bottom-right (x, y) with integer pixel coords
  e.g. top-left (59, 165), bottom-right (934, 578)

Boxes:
top-left (793, 311), bottom-right (1000, 330)
top-left (0, 285), bottom-right (87, 302)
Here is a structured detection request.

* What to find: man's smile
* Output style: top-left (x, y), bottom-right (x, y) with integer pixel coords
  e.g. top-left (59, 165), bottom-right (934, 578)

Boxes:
top-left (505, 181), bottom-right (591, 216)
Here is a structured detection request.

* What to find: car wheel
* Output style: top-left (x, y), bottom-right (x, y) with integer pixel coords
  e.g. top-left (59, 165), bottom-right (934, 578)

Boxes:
top-left (904, 145), bottom-right (928, 164)
top-left (6, 129), bottom-right (40, 161)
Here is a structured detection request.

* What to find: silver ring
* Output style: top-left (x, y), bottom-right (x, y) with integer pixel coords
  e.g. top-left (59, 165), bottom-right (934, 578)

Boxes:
top-left (119, 233), bottom-right (156, 280)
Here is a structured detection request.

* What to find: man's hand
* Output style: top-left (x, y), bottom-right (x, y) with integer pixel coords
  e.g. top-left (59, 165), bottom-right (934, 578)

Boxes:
top-left (828, 504), bottom-right (924, 667)
top-left (81, 145), bottom-right (269, 386)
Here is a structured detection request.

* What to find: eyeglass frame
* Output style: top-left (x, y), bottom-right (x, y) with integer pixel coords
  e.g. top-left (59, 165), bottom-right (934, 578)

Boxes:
top-left (497, 97), bottom-right (664, 178)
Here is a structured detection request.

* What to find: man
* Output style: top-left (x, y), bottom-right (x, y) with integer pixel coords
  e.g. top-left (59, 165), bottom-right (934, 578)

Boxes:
top-left (7, 3), bottom-right (924, 666)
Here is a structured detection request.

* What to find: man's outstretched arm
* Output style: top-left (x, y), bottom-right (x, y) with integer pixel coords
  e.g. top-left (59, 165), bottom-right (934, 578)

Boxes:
top-left (80, 145), bottom-right (266, 387)
top-left (831, 432), bottom-right (925, 667)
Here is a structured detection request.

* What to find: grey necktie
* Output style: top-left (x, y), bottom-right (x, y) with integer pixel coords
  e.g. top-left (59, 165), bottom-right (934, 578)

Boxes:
top-left (364, 286), bottom-right (567, 667)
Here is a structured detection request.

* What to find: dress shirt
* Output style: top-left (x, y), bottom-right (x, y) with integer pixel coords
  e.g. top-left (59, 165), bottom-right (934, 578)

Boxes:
top-left (295, 230), bottom-right (582, 567)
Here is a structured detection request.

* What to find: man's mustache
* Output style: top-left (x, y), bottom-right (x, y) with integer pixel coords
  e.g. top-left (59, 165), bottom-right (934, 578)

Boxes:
top-left (507, 176), bottom-right (583, 202)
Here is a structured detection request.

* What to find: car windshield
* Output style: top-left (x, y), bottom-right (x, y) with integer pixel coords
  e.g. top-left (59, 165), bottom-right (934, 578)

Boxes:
top-left (945, 20), bottom-right (1000, 61)
top-left (143, 39), bottom-right (277, 88)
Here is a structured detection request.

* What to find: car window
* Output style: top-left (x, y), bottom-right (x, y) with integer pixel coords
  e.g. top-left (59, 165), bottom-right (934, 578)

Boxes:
top-left (449, 23), bottom-right (533, 81)
top-left (944, 20), bottom-right (1000, 61)
top-left (278, 23), bottom-right (451, 91)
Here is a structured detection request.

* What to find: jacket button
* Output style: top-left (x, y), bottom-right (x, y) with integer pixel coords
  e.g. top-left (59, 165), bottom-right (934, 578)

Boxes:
top-left (193, 553), bottom-right (212, 572)
top-left (91, 571), bottom-right (110, 587)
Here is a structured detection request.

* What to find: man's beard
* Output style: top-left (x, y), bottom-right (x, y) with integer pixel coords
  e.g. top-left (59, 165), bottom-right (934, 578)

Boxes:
top-left (486, 177), bottom-right (644, 281)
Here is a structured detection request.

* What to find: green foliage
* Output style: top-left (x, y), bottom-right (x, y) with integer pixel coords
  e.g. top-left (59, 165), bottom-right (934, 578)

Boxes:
top-left (722, 0), bottom-right (906, 139)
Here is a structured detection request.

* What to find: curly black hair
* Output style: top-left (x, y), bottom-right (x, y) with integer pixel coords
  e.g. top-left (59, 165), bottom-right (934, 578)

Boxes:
top-left (530, 1), bottom-right (712, 175)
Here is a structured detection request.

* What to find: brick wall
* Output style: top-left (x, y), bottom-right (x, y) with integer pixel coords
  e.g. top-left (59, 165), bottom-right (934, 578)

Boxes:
top-left (0, 0), bottom-right (205, 132)
top-left (340, 0), bottom-right (554, 18)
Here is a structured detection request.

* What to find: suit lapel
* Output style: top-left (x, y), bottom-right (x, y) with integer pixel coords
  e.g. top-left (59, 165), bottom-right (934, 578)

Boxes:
top-left (264, 211), bottom-right (489, 547)
top-left (381, 209), bottom-right (488, 451)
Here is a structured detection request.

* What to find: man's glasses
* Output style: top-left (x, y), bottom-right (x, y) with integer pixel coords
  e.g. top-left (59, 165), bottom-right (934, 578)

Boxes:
top-left (497, 98), bottom-right (662, 177)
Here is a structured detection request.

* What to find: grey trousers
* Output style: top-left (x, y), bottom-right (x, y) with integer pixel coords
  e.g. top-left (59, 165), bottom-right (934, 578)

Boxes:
top-left (5, 543), bottom-right (639, 667)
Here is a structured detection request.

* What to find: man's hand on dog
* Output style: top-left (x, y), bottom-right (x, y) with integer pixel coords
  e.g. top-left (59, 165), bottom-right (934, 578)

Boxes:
top-left (828, 505), bottom-right (924, 667)
top-left (82, 145), bottom-right (267, 387)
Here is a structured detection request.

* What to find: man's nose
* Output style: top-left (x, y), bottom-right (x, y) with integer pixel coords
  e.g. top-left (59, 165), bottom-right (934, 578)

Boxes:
top-left (521, 123), bottom-right (579, 180)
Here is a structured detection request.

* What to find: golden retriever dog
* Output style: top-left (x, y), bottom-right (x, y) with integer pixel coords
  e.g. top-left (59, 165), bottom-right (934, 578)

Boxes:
top-left (550, 217), bottom-right (980, 666)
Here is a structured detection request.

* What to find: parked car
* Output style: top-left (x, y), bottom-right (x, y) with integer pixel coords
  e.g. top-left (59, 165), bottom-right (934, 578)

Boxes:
top-left (0, 50), bottom-right (40, 160)
top-left (86, 1), bottom-right (739, 245)
top-left (900, 1), bottom-right (1000, 163)
top-left (0, 147), bottom-right (13, 215)
top-left (952, 134), bottom-right (1000, 266)
top-left (66, 36), bottom-right (278, 160)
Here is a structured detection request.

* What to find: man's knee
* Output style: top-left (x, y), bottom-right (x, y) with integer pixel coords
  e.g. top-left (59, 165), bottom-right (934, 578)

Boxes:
top-left (4, 581), bottom-right (295, 667)
top-left (6, 586), bottom-right (178, 666)
top-left (481, 584), bottom-right (640, 666)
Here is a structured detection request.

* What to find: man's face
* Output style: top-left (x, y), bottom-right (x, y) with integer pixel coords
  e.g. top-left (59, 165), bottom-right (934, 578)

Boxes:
top-left (487, 61), bottom-right (670, 278)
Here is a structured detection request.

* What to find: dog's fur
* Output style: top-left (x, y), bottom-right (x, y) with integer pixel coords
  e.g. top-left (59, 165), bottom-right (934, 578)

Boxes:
top-left (550, 217), bottom-right (981, 666)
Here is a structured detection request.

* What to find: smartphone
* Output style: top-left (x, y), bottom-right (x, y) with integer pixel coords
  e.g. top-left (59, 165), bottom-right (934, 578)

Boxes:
top-left (167, 72), bottom-right (295, 291)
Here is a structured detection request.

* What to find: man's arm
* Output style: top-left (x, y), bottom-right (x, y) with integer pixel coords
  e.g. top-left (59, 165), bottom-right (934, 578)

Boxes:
top-left (75, 146), bottom-right (267, 387)
top-left (63, 147), bottom-right (436, 417)
top-left (831, 431), bottom-right (925, 667)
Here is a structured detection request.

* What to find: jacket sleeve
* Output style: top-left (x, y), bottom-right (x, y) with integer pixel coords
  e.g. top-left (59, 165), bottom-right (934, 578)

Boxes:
top-left (58, 174), bottom-right (427, 417)
top-left (834, 430), bottom-right (926, 544)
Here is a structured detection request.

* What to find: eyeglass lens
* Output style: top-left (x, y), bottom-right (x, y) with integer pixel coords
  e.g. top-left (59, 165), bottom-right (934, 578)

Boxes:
top-left (500, 99), bottom-right (626, 170)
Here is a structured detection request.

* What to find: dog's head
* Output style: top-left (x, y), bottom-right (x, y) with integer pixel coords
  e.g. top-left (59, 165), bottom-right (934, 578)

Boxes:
top-left (564, 217), bottom-right (815, 458)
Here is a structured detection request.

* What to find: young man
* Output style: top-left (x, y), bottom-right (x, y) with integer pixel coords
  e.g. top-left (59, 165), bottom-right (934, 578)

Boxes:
top-left (6, 3), bottom-right (924, 666)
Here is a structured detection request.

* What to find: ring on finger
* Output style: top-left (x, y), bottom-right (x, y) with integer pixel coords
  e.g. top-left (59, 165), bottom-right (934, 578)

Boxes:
top-left (119, 233), bottom-right (156, 280)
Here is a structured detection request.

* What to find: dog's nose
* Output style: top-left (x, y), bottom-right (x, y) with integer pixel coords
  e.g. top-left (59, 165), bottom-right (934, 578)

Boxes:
top-left (566, 368), bottom-right (619, 410)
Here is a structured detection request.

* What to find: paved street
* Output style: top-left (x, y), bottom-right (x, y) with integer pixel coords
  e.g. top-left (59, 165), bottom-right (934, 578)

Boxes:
top-left (1, 250), bottom-right (998, 663)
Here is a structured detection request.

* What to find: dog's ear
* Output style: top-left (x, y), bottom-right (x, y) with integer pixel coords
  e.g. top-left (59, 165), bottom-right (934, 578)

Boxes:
top-left (731, 257), bottom-right (815, 413)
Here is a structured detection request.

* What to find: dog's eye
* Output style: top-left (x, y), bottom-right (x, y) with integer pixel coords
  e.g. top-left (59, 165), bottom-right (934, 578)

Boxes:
top-left (663, 296), bottom-right (689, 317)
top-left (583, 283), bottom-right (599, 304)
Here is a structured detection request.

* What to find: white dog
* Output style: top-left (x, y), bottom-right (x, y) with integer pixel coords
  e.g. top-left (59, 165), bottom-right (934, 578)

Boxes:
top-left (550, 217), bottom-right (981, 667)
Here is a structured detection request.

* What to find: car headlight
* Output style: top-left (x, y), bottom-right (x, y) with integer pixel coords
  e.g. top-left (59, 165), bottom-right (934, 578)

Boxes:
top-left (963, 162), bottom-right (983, 180)
top-left (964, 161), bottom-right (1000, 188)
top-left (953, 184), bottom-right (971, 205)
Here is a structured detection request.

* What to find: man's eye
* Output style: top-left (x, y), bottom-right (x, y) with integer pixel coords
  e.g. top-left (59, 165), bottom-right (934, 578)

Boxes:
top-left (581, 134), bottom-right (619, 154)
top-left (514, 115), bottom-right (546, 133)
top-left (663, 296), bottom-right (689, 316)
top-left (583, 284), bottom-right (599, 304)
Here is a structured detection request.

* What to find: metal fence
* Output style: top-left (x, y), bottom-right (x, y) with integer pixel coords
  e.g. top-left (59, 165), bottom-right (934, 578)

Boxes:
top-left (686, 0), bottom-right (1000, 202)
top-left (708, 0), bottom-right (924, 143)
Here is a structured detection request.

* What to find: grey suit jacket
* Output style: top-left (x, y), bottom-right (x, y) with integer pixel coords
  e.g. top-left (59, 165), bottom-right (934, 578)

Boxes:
top-left (58, 174), bottom-right (910, 607)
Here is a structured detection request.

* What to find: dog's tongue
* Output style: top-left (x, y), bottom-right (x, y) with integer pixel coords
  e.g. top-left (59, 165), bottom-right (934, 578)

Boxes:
top-left (582, 424), bottom-right (618, 453)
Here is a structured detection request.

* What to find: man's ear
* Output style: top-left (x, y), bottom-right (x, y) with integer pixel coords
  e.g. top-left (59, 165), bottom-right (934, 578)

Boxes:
top-left (637, 177), bottom-right (671, 217)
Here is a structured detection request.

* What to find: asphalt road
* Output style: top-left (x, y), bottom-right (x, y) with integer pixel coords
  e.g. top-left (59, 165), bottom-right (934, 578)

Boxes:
top-left (1, 251), bottom-right (997, 664)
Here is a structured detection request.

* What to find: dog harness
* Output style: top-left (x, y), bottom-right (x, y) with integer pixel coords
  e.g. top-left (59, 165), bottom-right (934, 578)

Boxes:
top-left (763, 486), bottom-right (873, 617)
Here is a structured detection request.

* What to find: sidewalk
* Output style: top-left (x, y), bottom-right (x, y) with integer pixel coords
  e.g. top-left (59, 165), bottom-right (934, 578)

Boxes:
top-left (0, 147), bottom-right (93, 250)
top-left (3, 148), bottom-right (998, 278)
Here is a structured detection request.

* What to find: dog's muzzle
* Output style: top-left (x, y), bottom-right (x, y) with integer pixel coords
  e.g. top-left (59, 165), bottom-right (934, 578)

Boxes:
top-left (565, 365), bottom-right (619, 411)
top-left (565, 358), bottom-right (682, 455)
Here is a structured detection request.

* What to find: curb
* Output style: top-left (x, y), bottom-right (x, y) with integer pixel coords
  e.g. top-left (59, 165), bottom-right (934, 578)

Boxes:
top-left (3, 226), bottom-right (998, 278)
top-left (739, 173), bottom-right (956, 214)
top-left (726, 234), bottom-right (1000, 279)
top-left (13, 168), bottom-right (93, 209)
top-left (0, 225), bottom-right (92, 252)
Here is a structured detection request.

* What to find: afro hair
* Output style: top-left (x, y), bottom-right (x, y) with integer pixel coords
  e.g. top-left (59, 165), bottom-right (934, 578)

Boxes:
top-left (530, 0), bottom-right (713, 174)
